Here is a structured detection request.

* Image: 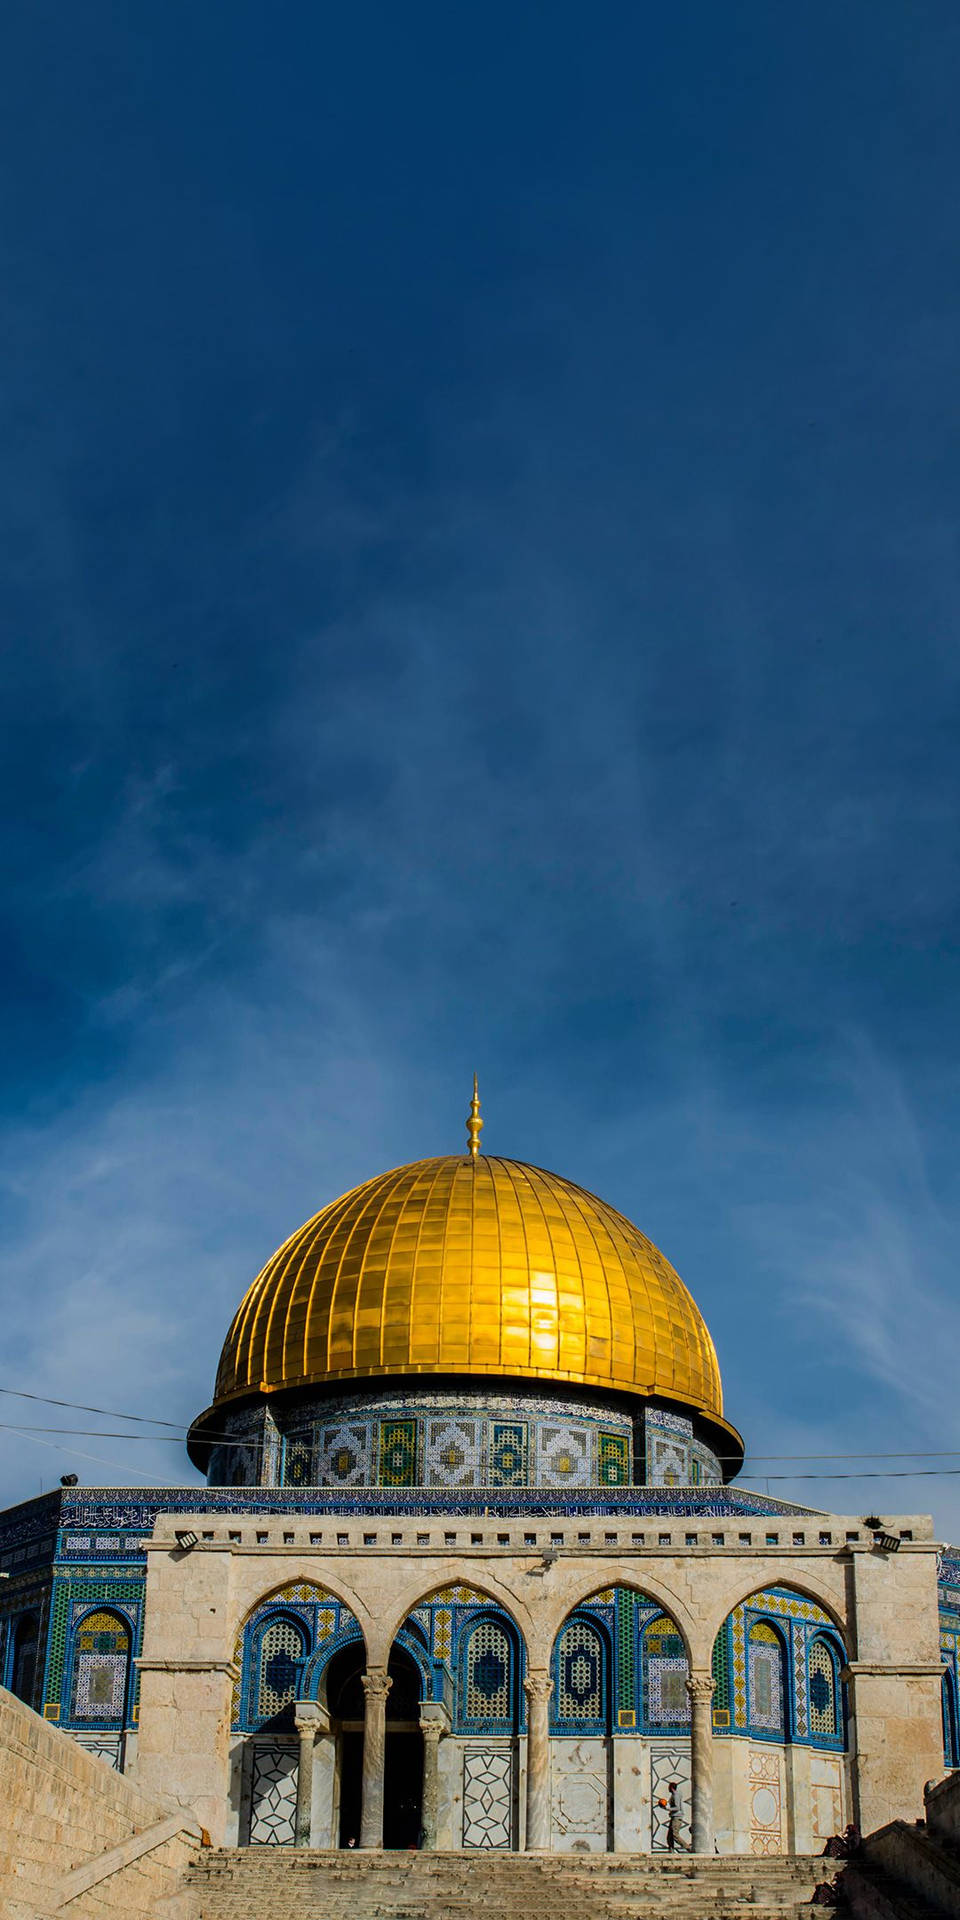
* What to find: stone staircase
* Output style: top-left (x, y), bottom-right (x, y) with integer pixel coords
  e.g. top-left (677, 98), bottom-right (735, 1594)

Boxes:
top-left (182, 1848), bottom-right (828, 1920)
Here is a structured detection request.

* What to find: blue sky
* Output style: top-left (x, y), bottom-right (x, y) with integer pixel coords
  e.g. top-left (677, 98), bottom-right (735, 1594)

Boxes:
top-left (2, 3), bottom-right (959, 1530)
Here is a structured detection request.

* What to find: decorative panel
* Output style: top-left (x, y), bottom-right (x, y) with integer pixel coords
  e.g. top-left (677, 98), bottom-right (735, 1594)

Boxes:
top-left (642, 1617), bottom-right (690, 1729)
top-left (808, 1639), bottom-right (839, 1739)
top-left (650, 1746), bottom-right (691, 1850)
top-left (424, 1419), bottom-right (481, 1487)
top-left (551, 1737), bottom-right (609, 1850)
top-left (379, 1418), bottom-right (418, 1487)
top-left (248, 1743), bottom-right (298, 1846)
top-left (70, 1731), bottom-right (124, 1770)
top-left (318, 1424), bottom-right (371, 1486)
top-left (748, 1623), bottom-right (785, 1734)
top-left (556, 1619), bottom-right (605, 1725)
top-left (281, 1431), bottom-right (314, 1487)
top-left (462, 1749), bottom-right (513, 1848)
top-left (465, 1621), bottom-right (513, 1722)
top-left (748, 1746), bottom-right (784, 1855)
top-left (490, 1422), bottom-right (527, 1485)
top-left (69, 1612), bottom-right (130, 1724)
top-left (597, 1431), bottom-right (630, 1486)
top-left (535, 1424), bottom-right (590, 1488)
top-left (257, 1618), bottom-right (306, 1720)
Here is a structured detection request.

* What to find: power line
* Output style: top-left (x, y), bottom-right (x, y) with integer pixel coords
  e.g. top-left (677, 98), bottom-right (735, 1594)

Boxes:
top-left (735, 1451), bottom-right (960, 1463)
top-left (4, 1383), bottom-right (960, 1479)
top-left (740, 1468), bottom-right (960, 1481)
top-left (0, 1385), bottom-right (182, 1427)
top-left (3, 1427), bottom-right (188, 1487)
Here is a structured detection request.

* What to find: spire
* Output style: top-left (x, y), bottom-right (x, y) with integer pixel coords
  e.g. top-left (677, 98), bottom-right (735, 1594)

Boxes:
top-left (466, 1073), bottom-right (483, 1159)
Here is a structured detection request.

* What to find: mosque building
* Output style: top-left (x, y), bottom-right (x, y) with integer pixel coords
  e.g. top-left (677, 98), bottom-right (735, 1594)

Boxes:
top-left (0, 1087), bottom-right (955, 1858)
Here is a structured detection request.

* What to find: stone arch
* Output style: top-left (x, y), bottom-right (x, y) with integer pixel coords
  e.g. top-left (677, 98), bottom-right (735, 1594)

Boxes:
top-left (709, 1580), bottom-right (851, 1758)
top-left (703, 1572), bottom-right (850, 1664)
top-left (229, 1578), bottom-right (366, 1730)
top-left (373, 1566), bottom-right (534, 1668)
top-left (66, 1605), bottom-right (134, 1727)
top-left (229, 1561), bottom-right (373, 1650)
top-left (538, 1566), bottom-right (698, 1670)
top-left (551, 1602), bottom-right (614, 1734)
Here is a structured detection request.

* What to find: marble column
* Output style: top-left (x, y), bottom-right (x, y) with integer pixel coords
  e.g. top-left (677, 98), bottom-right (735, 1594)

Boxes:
top-left (686, 1673), bottom-right (715, 1853)
top-left (359, 1669), bottom-right (392, 1849)
top-left (294, 1700), bottom-right (323, 1846)
top-left (523, 1672), bottom-right (554, 1851)
top-left (420, 1726), bottom-right (442, 1848)
top-left (418, 1703), bottom-right (449, 1850)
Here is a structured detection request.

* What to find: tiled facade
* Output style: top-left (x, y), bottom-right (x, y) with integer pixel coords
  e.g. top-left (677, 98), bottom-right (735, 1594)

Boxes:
top-left (203, 1389), bottom-right (725, 1492)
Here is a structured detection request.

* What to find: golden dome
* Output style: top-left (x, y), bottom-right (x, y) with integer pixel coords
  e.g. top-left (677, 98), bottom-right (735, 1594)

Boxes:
top-left (211, 1154), bottom-right (732, 1432)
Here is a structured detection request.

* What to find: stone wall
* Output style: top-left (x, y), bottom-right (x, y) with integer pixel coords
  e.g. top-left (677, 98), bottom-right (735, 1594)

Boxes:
top-left (925, 1766), bottom-right (960, 1849)
top-left (0, 1682), bottom-right (198, 1919)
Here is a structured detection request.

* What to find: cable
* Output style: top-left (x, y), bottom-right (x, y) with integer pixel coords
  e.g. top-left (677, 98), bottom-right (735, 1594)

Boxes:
top-left (0, 1425), bottom-right (189, 1438)
top-left (732, 1451), bottom-right (960, 1463)
top-left (740, 1468), bottom-right (960, 1481)
top-left (0, 1385), bottom-right (182, 1427)
top-left (2, 1428), bottom-right (192, 1487)
top-left (5, 1381), bottom-right (960, 1477)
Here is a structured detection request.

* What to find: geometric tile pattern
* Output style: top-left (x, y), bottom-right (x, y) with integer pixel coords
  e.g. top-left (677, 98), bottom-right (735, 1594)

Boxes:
top-left (232, 1584), bottom-right (361, 1729)
top-left (650, 1747), bottom-right (691, 1851)
top-left (597, 1432), bottom-right (630, 1486)
top-left (318, 1425), bottom-right (372, 1487)
top-left (71, 1731), bottom-right (125, 1770)
top-left (748, 1624), bottom-right (785, 1733)
top-left (68, 1611), bottom-right (131, 1723)
top-left (748, 1746), bottom-right (783, 1855)
top-left (379, 1418), bottom-right (418, 1487)
top-left (248, 1743), bottom-right (298, 1846)
top-left (807, 1638), bottom-right (838, 1739)
top-left (534, 1425), bottom-right (590, 1487)
top-left (555, 1618), bottom-right (604, 1723)
top-left (424, 1419), bottom-right (481, 1487)
top-left (47, 1583), bottom-right (142, 1727)
top-left (257, 1617), bottom-right (307, 1719)
top-left (465, 1620), bottom-right (513, 1721)
top-left (256, 1393), bottom-right (643, 1489)
top-left (642, 1618), bottom-right (691, 1728)
top-left (462, 1750), bottom-right (513, 1848)
top-left (647, 1656), bottom-right (691, 1726)
top-left (490, 1422), bottom-right (527, 1485)
top-left (792, 1622), bottom-right (808, 1738)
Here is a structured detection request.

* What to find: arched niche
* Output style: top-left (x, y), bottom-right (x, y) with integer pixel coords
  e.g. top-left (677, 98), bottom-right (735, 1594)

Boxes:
top-left (230, 1580), bottom-right (364, 1732)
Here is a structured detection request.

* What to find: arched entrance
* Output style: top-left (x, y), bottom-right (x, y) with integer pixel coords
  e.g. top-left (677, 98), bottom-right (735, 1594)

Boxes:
top-left (325, 1642), bottom-right (424, 1848)
top-left (384, 1645), bottom-right (425, 1848)
top-left (325, 1643), bottom-right (365, 1848)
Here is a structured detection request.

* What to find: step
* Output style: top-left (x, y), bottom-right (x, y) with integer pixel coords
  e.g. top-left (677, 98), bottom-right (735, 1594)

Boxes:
top-left (181, 1849), bottom-right (826, 1920)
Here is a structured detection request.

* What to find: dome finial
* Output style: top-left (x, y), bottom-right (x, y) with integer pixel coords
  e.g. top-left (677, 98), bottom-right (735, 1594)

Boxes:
top-left (466, 1073), bottom-right (483, 1159)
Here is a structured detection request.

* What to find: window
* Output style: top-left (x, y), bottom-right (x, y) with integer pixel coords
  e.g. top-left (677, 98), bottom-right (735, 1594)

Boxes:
top-left (641, 1614), bottom-right (690, 1728)
top-left (464, 1619), bottom-right (514, 1723)
top-left (69, 1611), bottom-right (131, 1724)
top-left (10, 1613), bottom-right (40, 1709)
top-left (748, 1621), bottom-right (786, 1735)
top-left (942, 1668), bottom-right (959, 1770)
top-left (256, 1616), bottom-right (307, 1720)
top-left (808, 1638), bottom-right (841, 1741)
top-left (554, 1617), bottom-right (606, 1727)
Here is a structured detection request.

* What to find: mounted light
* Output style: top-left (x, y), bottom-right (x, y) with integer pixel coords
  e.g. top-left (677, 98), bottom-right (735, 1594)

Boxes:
top-left (175, 1529), bottom-right (200, 1552)
top-left (874, 1532), bottom-right (901, 1553)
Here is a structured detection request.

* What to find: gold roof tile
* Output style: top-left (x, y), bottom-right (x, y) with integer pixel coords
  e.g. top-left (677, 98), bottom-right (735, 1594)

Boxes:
top-left (211, 1154), bottom-right (727, 1422)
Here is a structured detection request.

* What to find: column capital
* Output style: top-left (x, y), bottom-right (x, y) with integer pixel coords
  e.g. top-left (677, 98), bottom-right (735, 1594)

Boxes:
top-left (361, 1669), bottom-right (393, 1702)
top-left (523, 1672), bottom-right (554, 1705)
top-left (294, 1698), bottom-right (330, 1736)
top-left (685, 1674), bottom-right (715, 1707)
